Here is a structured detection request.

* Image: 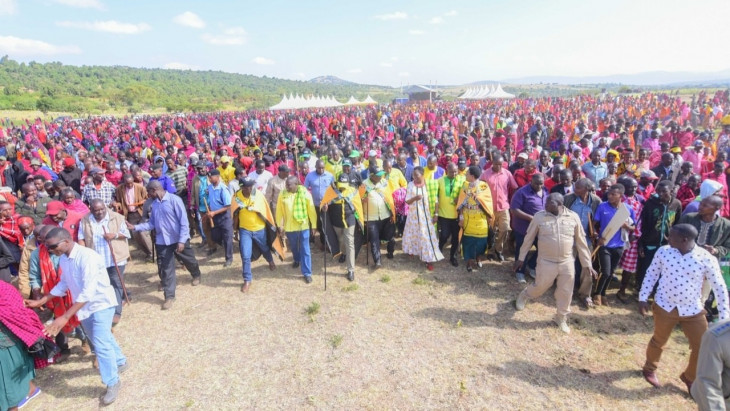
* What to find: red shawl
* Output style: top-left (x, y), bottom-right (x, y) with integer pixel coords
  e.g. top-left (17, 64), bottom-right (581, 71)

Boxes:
top-left (39, 244), bottom-right (79, 333)
top-left (0, 281), bottom-right (52, 369)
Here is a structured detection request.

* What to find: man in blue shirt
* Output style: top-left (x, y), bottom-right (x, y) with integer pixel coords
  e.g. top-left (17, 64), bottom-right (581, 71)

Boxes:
top-left (592, 184), bottom-right (636, 305)
top-left (128, 181), bottom-right (201, 310)
top-left (148, 164), bottom-right (177, 194)
top-left (304, 160), bottom-right (333, 249)
top-left (581, 150), bottom-right (608, 186)
top-left (206, 169), bottom-right (233, 267)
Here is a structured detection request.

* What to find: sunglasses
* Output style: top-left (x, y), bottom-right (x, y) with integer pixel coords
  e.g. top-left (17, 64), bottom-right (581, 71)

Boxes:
top-left (46, 240), bottom-right (65, 250)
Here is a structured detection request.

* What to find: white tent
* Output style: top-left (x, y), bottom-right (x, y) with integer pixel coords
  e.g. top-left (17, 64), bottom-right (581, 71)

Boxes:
top-left (458, 83), bottom-right (514, 100)
top-left (362, 95), bottom-right (377, 105)
top-left (269, 94), bottom-right (344, 110)
top-left (345, 96), bottom-right (361, 105)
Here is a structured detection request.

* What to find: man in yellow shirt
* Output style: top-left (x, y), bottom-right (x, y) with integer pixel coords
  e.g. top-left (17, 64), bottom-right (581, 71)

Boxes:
top-left (276, 176), bottom-right (317, 283)
top-left (359, 166), bottom-right (396, 268)
top-left (324, 149), bottom-right (344, 178)
top-left (233, 178), bottom-right (278, 293)
top-left (383, 159), bottom-right (407, 193)
top-left (217, 156), bottom-right (237, 186)
top-left (438, 163), bottom-right (466, 266)
top-left (424, 155), bottom-right (445, 180)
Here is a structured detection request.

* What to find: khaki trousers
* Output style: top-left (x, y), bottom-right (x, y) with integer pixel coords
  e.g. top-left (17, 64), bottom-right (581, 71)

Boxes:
top-left (524, 257), bottom-right (575, 317)
top-left (334, 225), bottom-right (356, 272)
top-left (643, 304), bottom-right (707, 382)
top-left (493, 209), bottom-right (511, 254)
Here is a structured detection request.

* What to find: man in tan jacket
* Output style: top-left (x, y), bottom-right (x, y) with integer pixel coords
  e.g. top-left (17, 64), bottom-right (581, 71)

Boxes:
top-left (514, 192), bottom-right (596, 333)
top-left (78, 199), bottom-right (131, 325)
top-left (115, 173), bottom-right (152, 262)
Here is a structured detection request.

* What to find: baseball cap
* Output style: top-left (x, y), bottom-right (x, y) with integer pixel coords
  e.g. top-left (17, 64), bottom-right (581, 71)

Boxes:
top-left (457, 157), bottom-right (467, 166)
top-left (209, 169), bottom-right (221, 176)
top-left (670, 146), bottom-right (682, 154)
top-left (46, 201), bottom-right (65, 216)
top-left (694, 140), bottom-right (704, 146)
top-left (278, 164), bottom-right (290, 173)
top-left (342, 159), bottom-right (352, 167)
top-left (90, 167), bottom-right (104, 175)
top-left (369, 165), bottom-right (385, 177)
top-left (349, 150), bottom-right (360, 158)
top-left (517, 153), bottom-right (529, 160)
top-left (63, 157), bottom-right (75, 167)
top-left (241, 177), bottom-right (256, 187)
top-left (220, 156), bottom-right (231, 163)
top-left (368, 149), bottom-right (377, 157)
top-left (30, 159), bottom-right (41, 166)
top-left (0, 156), bottom-right (7, 161)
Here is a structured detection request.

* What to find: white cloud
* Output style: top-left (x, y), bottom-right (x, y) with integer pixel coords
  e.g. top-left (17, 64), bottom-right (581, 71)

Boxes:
top-left (51, 0), bottom-right (104, 9)
top-left (252, 56), bottom-right (274, 65)
top-left (163, 62), bottom-right (199, 70)
top-left (444, 10), bottom-right (458, 16)
top-left (380, 62), bottom-right (392, 68)
top-left (0, 0), bottom-right (16, 15)
top-left (56, 20), bottom-right (151, 34)
top-left (292, 72), bottom-right (306, 78)
top-left (398, 72), bottom-right (410, 77)
top-left (390, 56), bottom-right (399, 61)
top-left (0, 36), bottom-right (81, 55)
top-left (201, 27), bottom-right (247, 45)
top-left (430, 17), bottom-right (443, 24)
top-left (173, 11), bottom-right (205, 29)
top-left (409, 29), bottom-right (425, 35)
top-left (347, 68), bottom-right (362, 74)
top-left (375, 11), bottom-right (407, 20)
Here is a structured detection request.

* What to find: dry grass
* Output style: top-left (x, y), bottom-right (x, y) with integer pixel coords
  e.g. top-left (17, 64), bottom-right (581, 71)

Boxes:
top-left (28, 240), bottom-right (698, 410)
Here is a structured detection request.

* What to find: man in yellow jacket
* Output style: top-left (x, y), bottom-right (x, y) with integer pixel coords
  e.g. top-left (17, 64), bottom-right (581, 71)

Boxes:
top-left (320, 173), bottom-right (364, 281)
top-left (276, 176), bottom-right (317, 284)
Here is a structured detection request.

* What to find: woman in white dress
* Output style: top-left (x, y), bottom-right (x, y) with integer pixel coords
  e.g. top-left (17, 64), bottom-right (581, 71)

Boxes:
top-left (402, 167), bottom-right (444, 270)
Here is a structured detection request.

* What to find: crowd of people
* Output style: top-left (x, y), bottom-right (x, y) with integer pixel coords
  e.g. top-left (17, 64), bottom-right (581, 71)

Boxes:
top-left (0, 89), bottom-right (730, 407)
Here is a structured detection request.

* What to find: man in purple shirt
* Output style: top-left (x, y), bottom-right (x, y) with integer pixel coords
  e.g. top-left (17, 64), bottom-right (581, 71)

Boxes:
top-left (148, 164), bottom-right (177, 194)
top-left (510, 174), bottom-right (547, 283)
top-left (128, 181), bottom-right (201, 310)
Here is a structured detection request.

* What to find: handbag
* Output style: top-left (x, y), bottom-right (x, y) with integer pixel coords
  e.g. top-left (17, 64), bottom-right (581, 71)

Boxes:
top-left (27, 337), bottom-right (60, 362)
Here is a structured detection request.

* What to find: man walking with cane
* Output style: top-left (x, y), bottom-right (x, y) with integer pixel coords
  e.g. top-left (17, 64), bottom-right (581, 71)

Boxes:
top-left (78, 199), bottom-right (131, 326)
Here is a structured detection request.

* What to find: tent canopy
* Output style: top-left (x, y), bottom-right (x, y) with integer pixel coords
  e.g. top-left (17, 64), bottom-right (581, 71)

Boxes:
top-left (458, 83), bottom-right (514, 100)
top-left (270, 94), bottom-right (344, 110)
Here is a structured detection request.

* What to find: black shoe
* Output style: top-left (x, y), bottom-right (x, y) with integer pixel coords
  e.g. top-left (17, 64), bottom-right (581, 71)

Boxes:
top-left (347, 270), bottom-right (355, 281)
top-left (223, 260), bottom-right (232, 268)
top-left (374, 260), bottom-right (382, 269)
top-left (292, 261), bottom-right (300, 269)
top-left (304, 276), bottom-right (312, 284)
top-left (450, 257), bottom-right (459, 267)
top-left (338, 254), bottom-right (346, 263)
top-left (495, 252), bottom-right (505, 262)
top-left (386, 253), bottom-right (394, 259)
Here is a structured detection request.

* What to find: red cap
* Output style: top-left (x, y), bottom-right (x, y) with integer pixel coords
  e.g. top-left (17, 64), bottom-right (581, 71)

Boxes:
top-left (46, 201), bottom-right (65, 216)
top-left (63, 157), bottom-right (75, 167)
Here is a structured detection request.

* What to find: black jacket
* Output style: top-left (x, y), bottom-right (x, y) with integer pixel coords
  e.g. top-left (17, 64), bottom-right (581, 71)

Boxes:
top-left (638, 195), bottom-right (682, 249)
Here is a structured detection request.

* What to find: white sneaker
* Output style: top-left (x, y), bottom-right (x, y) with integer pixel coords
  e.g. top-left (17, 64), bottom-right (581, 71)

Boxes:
top-left (554, 315), bottom-right (571, 334)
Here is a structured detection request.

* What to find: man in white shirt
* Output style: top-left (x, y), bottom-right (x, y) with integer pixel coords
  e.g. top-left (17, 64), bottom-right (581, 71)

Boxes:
top-left (26, 227), bottom-right (128, 405)
top-left (639, 223), bottom-right (729, 394)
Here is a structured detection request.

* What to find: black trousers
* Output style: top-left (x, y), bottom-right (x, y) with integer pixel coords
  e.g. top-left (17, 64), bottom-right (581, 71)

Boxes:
top-left (211, 212), bottom-right (234, 262)
top-left (314, 208), bottom-right (325, 245)
top-left (636, 246), bottom-right (659, 292)
top-left (438, 217), bottom-right (460, 259)
top-left (366, 218), bottom-right (395, 263)
top-left (595, 246), bottom-right (623, 296)
top-left (156, 240), bottom-right (201, 300)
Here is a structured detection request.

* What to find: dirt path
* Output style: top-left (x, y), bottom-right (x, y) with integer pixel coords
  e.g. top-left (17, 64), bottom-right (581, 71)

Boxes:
top-left (31, 241), bottom-right (697, 410)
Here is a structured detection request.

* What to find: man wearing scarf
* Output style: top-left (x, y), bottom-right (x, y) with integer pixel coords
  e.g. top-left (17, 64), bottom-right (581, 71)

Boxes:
top-left (233, 178), bottom-right (281, 293)
top-left (438, 163), bottom-right (465, 266)
top-left (276, 176), bottom-right (317, 284)
top-left (320, 173), bottom-right (364, 281)
top-left (359, 166), bottom-right (396, 268)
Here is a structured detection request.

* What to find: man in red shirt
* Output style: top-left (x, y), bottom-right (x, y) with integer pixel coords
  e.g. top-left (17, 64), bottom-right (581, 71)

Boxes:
top-left (481, 153), bottom-right (518, 261)
top-left (42, 200), bottom-right (83, 241)
top-left (514, 159), bottom-right (539, 187)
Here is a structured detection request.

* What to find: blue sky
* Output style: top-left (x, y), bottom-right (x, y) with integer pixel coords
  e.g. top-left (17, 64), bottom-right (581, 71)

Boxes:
top-left (0, 0), bottom-right (728, 86)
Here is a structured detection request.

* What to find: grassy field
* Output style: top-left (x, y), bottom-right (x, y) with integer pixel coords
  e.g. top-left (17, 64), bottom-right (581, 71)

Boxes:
top-left (25, 238), bottom-right (698, 410)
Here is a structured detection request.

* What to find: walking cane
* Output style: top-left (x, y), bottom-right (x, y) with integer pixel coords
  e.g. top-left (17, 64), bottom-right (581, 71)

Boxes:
top-left (203, 198), bottom-right (215, 228)
top-left (364, 196), bottom-right (369, 267)
top-left (323, 207), bottom-right (327, 291)
top-left (102, 226), bottom-right (131, 305)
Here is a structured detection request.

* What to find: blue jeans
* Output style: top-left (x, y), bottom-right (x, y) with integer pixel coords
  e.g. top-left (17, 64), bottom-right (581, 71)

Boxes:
top-left (196, 210), bottom-right (207, 242)
top-left (80, 307), bottom-right (126, 387)
top-left (286, 230), bottom-right (312, 277)
top-left (514, 231), bottom-right (537, 274)
top-left (239, 228), bottom-right (273, 282)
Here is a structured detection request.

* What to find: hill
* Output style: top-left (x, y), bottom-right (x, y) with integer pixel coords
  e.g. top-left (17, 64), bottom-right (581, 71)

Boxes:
top-left (0, 57), bottom-right (396, 115)
top-left (308, 75), bottom-right (356, 86)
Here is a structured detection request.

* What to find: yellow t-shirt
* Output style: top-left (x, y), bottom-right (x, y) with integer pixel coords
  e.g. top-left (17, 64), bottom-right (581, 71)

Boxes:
top-left (236, 192), bottom-right (266, 231)
top-left (385, 168), bottom-right (407, 193)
